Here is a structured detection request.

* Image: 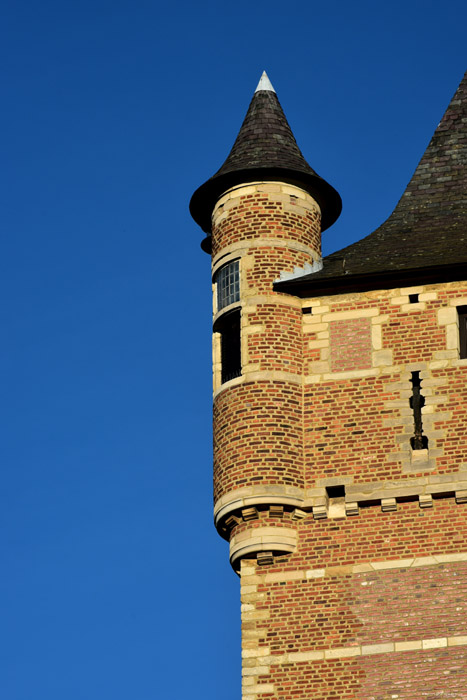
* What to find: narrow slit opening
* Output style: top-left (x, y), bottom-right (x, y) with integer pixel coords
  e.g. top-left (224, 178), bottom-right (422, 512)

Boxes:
top-left (410, 371), bottom-right (428, 450)
top-left (458, 306), bottom-right (467, 359)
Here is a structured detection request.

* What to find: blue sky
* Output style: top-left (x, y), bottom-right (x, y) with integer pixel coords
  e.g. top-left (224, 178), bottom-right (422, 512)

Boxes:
top-left (0, 1), bottom-right (465, 698)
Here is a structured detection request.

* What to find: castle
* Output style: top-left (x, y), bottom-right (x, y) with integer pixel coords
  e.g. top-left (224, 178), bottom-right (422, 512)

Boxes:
top-left (190, 70), bottom-right (467, 699)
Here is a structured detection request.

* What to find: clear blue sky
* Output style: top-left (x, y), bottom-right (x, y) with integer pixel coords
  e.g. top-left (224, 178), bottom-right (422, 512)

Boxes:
top-left (0, 1), bottom-right (465, 698)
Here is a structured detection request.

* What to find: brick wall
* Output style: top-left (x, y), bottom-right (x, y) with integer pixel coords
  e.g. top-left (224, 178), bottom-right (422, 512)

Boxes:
top-left (213, 381), bottom-right (303, 502)
top-left (232, 281), bottom-right (467, 699)
top-left (212, 183), bottom-right (317, 506)
top-left (209, 181), bottom-right (467, 700)
top-left (240, 499), bottom-right (467, 700)
top-left (303, 283), bottom-right (467, 484)
top-left (212, 183), bottom-right (321, 261)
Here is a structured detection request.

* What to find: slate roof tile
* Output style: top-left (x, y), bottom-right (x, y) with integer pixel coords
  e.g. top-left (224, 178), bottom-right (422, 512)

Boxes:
top-left (190, 73), bottom-right (341, 236)
top-left (276, 70), bottom-right (467, 296)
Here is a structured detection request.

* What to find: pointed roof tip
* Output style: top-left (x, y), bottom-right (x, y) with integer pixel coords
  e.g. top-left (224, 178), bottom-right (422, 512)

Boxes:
top-left (190, 68), bottom-right (342, 236)
top-left (255, 71), bottom-right (276, 93)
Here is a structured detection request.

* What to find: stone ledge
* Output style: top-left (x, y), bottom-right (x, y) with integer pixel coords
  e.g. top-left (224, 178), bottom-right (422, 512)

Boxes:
top-left (245, 551), bottom-right (467, 585)
top-left (242, 293), bottom-right (303, 308)
top-left (301, 473), bottom-right (467, 517)
top-left (216, 477), bottom-right (467, 539)
top-left (230, 527), bottom-right (297, 571)
top-left (335, 472), bottom-right (467, 504)
top-left (211, 236), bottom-right (318, 270)
top-left (260, 634), bottom-right (467, 666)
top-left (213, 368), bottom-right (304, 400)
top-left (214, 487), bottom-right (305, 531)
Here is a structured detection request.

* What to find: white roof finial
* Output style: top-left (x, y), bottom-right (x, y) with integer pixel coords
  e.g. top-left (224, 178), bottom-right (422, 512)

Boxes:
top-left (255, 71), bottom-right (276, 94)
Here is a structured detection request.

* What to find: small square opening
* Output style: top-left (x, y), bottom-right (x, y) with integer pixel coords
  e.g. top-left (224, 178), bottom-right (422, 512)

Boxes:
top-left (326, 485), bottom-right (345, 498)
top-left (409, 294), bottom-right (419, 304)
top-left (302, 307), bottom-right (312, 315)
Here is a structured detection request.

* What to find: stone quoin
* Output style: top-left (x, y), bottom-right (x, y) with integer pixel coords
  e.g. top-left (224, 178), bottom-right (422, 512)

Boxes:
top-left (190, 70), bottom-right (467, 699)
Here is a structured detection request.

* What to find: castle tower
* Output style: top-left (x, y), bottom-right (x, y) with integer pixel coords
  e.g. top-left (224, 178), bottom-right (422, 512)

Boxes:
top-left (191, 71), bottom-right (467, 699)
top-left (191, 72), bottom-right (341, 570)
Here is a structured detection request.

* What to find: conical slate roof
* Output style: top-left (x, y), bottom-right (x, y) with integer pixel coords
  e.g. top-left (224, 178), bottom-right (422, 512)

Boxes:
top-left (276, 69), bottom-right (467, 296)
top-left (190, 72), bottom-right (342, 237)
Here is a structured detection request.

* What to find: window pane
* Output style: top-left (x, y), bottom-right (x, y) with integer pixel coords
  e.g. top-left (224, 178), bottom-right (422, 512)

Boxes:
top-left (217, 260), bottom-right (239, 311)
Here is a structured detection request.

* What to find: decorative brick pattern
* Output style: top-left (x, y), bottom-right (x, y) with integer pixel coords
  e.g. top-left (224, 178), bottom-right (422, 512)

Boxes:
top-left (302, 283), bottom-right (467, 485)
top-left (330, 317), bottom-right (372, 372)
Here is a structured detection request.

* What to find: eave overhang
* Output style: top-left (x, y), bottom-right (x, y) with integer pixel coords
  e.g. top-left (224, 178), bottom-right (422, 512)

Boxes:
top-left (190, 166), bottom-right (342, 236)
top-left (273, 261), bottom-right (467, 298)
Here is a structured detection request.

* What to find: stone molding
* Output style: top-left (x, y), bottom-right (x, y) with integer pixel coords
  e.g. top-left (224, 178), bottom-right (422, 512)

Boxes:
top-left (213, 181), bottom-right (321, 218)
top-left (338, 472), bottom-right (467, 505)
top-left (215, 474), bottom-right (467, 530)
top-left (214, 486), bottom-right (305, 530)
top-left (305, 471), bottom-right (467, 508)
top-left (241, 551), bottom-right (467, 585)
top-left (212, 369), bottom-right (303, 400)
top-left (303, 284), bottom-right (467, 388)
top-left (211, 238), bottom-right (318, 275)
top-left (230, 526), bottom-right (297, 570)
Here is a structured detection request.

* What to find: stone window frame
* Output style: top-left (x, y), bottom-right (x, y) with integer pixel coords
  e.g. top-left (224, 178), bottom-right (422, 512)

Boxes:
top-left (212, 256), bottom-right (243, 391)
top-left (215, 259), bottom-right (240, 313)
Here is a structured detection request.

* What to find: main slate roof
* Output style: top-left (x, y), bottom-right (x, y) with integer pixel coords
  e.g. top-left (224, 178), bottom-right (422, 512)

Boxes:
top-left (190, 72), bottom-right (341, 237)
top-left (276, 70), bottom-right (467, 296)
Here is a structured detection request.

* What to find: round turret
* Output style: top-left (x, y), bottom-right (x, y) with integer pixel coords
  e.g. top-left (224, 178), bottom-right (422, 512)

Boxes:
top-left (191, 73), bottom-right (341, 570)
top-left (190, 71), bottom-right (342, 251)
